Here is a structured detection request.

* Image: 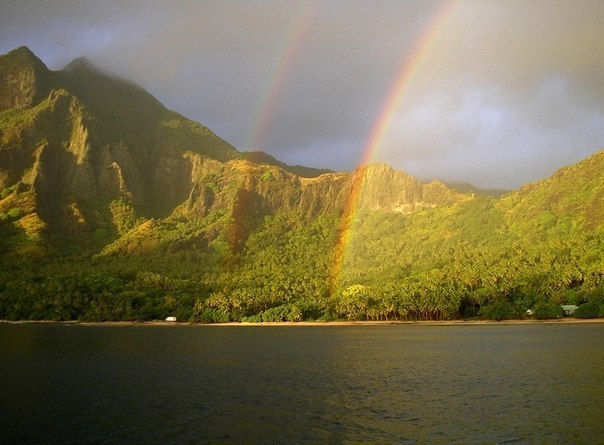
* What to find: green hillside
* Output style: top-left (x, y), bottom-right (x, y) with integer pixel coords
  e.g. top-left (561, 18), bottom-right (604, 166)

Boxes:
top-left (0, 47), bottom-right (602, 322)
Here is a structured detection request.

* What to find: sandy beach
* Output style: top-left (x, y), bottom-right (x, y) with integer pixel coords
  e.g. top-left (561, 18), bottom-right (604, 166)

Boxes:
top-left (3, 318), bottom-right (603, 327)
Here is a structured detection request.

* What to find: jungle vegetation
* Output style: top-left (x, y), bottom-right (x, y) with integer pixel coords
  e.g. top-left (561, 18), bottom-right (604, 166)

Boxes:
top-left (1, 194), bottom-right (602, 322)
top-left (1, 46), bottom-right (602, 323)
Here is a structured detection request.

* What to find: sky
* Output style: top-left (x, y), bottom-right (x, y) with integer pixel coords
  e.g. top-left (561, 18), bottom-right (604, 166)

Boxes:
top-left (1, 0), bottom-right (604, 189)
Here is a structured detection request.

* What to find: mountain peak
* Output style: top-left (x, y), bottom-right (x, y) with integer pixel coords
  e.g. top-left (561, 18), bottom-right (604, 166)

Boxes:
top-left (7, 45), bottom-right (37, 59)
top-left (63, 57), bottom-right (102, 75)
top-left (0, 46), bottom-right (49, 73)
top-left (0, 46), bottom-right (52, 110)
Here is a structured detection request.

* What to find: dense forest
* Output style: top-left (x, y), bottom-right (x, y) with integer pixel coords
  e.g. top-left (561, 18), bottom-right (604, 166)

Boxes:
top-left (1, 46), bottom-right (603, 323)
top-left (1, 191), bottom-right (603, 322)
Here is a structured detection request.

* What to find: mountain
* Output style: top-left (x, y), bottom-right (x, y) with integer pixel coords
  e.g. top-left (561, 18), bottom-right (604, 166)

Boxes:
top-left (0, 47), bottom-right (468, 255)
top-left (0, 46), bottom-right (53, 109)
top-left (0, 47), bottom-right (245, 252)
top-left (0, 47), bottom-right (602, 322)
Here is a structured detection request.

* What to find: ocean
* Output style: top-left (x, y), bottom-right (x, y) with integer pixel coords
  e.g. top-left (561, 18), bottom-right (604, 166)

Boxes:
top-left (1, 322), bottom-right (602, 444)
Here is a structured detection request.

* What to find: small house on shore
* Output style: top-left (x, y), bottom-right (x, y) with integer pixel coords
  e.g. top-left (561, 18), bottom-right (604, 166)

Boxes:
top-left (561, 305), bottom-right (578, 316)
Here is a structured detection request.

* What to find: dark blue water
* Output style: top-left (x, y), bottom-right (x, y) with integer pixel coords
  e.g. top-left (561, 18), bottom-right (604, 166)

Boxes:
top-left (1, 323), bottom-right (603, 444)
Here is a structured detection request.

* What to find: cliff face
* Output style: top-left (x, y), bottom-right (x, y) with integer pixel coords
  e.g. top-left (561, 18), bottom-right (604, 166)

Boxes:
top-left (181, 160), bottom-right (466, 224)
top-left (354, 163), bottom-right (469, 212)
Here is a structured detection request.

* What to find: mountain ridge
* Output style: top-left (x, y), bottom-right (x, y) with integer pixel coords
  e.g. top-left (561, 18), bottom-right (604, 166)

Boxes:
top-left (0, 46), bottom-right (472, 255)
top-left (0, 47), bottom-right (602, 322)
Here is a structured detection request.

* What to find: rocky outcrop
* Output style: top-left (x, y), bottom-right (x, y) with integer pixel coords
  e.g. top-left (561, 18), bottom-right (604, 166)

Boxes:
top-left (351, 163), bottom-right (469, 213)
top-left (180, 158), bottom-right (468, 223)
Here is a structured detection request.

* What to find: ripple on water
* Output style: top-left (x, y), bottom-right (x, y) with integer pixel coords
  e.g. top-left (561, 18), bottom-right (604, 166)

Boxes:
top-left (0, 323), bottom-right (602, 443)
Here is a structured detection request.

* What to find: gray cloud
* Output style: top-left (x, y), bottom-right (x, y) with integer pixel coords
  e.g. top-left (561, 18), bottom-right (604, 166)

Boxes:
top-left (1, 0), bottom-right (603, 188)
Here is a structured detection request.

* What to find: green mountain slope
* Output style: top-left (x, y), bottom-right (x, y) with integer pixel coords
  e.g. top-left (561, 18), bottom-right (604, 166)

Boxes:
top-left (501, 150), bottom-right (604, 232)
top-left (0, 47), bottom-right (242, 253)
top-left (0, 47), bottom-right (602, 322)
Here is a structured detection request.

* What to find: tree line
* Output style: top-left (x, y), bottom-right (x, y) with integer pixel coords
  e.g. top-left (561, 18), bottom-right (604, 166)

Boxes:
top-left (2, 200), bottom-right (603, 322)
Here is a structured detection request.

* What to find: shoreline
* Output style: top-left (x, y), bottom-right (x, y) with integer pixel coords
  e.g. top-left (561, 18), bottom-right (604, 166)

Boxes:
top-left (2, 318), bottom-right (603, 327)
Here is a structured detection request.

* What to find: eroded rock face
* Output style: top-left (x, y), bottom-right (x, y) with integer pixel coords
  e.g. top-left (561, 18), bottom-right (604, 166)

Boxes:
top-left (350, 163), bottom-right (468, 213)
top-left (180, 159), bottom-right (468, 224)
top-left (0, 47), bottom-right (53, 110)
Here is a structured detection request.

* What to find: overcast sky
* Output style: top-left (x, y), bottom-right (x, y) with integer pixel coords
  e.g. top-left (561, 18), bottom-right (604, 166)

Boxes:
top-left (2, 0), bottom-right (604, 189)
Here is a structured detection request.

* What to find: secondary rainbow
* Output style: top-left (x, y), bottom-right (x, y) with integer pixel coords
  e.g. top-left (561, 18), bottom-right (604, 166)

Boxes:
top-left (247, 1), bottom-right (317, 152)
top-left (330, 0), bottom-right (460, 295)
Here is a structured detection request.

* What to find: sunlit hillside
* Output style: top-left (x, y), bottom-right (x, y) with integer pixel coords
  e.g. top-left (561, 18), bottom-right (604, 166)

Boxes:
top-left (1, 47), bottom-right (602, 322)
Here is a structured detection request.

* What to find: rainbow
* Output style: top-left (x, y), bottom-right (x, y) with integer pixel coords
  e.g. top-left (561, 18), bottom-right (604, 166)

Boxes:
top-left (247, 1), bottom-right (318, 152)
top-left (358, 0), bottom-right (460, 168)
top-left (330, 0), bottom-right (460, 295)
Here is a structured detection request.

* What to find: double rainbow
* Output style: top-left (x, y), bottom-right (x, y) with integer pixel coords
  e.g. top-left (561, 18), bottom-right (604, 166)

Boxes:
top-left (244, 0), bottom-right (460, 295)
top-left (247, 1), bottom-right (318, 152)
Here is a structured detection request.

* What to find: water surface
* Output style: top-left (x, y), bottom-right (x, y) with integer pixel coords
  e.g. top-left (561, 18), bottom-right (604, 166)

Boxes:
top-left (1, 323), bottom-right (602, 443)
